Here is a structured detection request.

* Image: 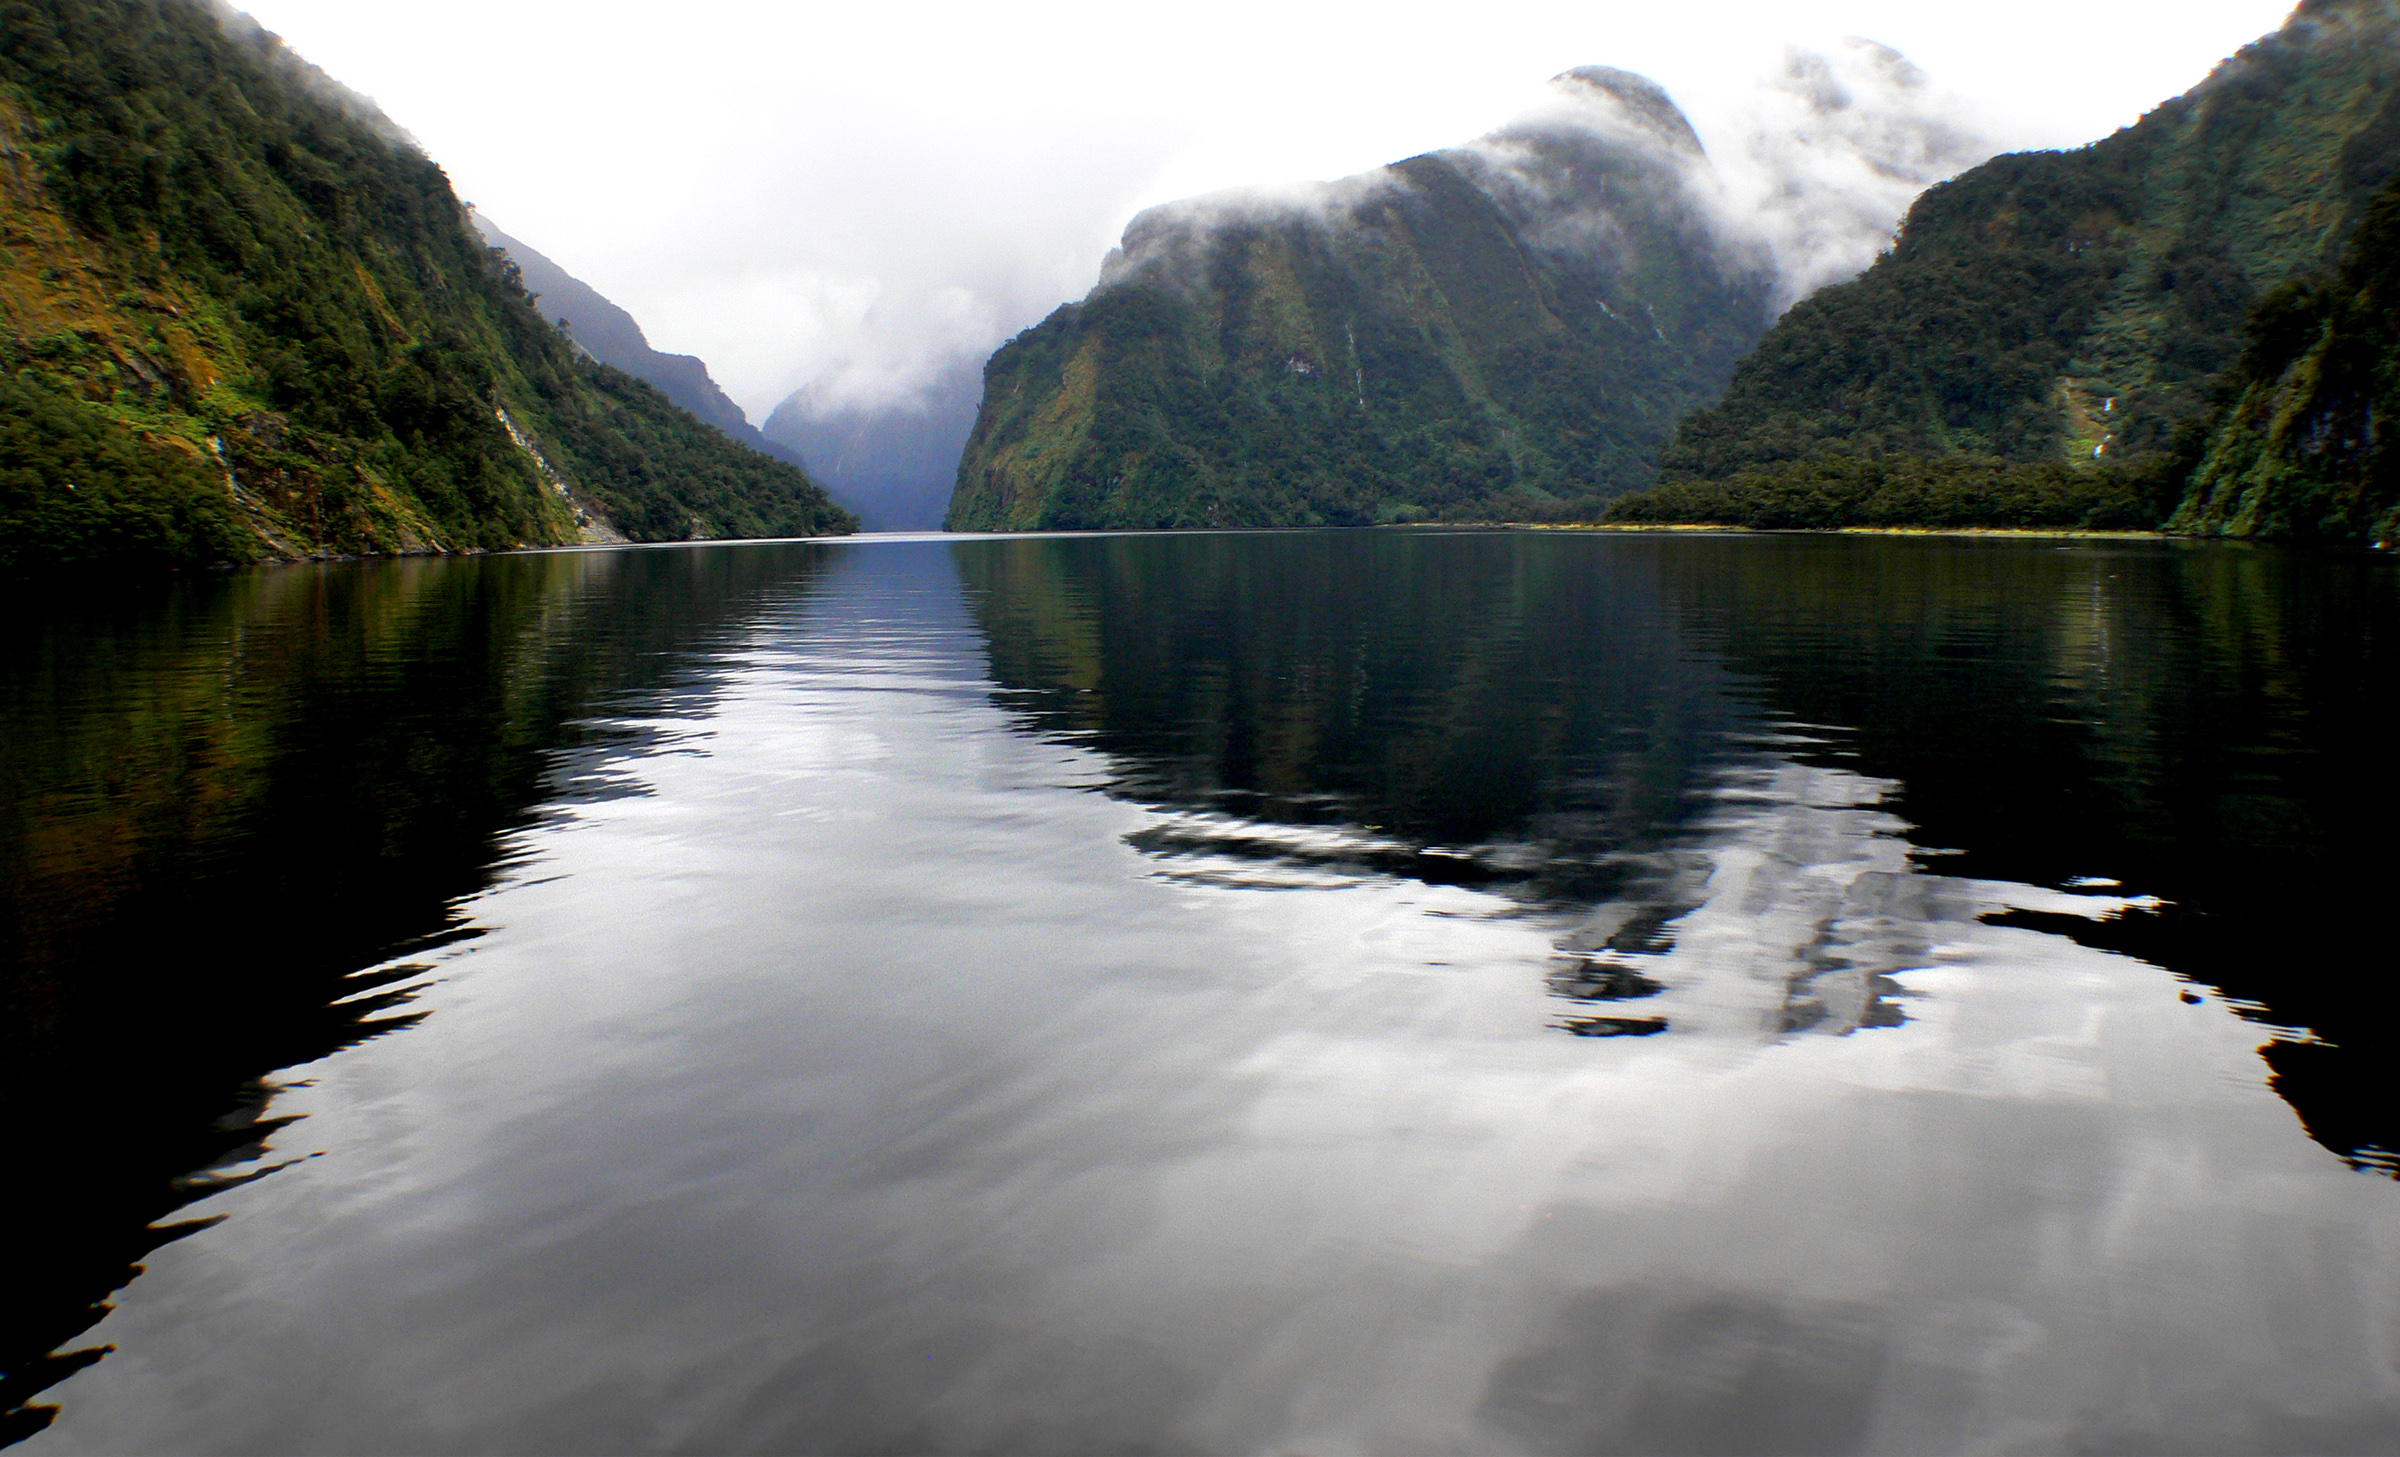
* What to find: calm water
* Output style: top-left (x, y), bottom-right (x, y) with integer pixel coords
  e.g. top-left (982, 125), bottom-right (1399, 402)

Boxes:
top-left (4, 531), bottom-right (2396, 1454)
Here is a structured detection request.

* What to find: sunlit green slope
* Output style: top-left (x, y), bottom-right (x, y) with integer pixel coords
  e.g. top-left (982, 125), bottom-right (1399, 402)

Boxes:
top-left (0, 0), bottom-right (853, 573)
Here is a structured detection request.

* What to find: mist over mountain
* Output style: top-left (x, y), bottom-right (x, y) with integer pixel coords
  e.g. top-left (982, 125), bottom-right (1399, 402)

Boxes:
top-left (195, 0), bottom-right (416, 149)
top-left (754, 42), bottom-right (1993, 532)
top-left (949, 51), bottom-right (1984, 531)
top-left (1714, 38), bottom-right (1995, 306)
top-left (1632, 0), bottom-right (2400, 539)
top-left (472, 213), bottom-right (808, 472)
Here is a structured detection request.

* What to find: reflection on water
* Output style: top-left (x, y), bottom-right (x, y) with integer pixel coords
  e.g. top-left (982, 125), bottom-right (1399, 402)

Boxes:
top-left (3, 531), bottom-right (2396, 1453)
top-left (1650, 537), bottom-right (2400, 1170)
top-left (0, 548), bottom-right (830, 1441)
top-left (960, 532), bottom-right (1734, 904)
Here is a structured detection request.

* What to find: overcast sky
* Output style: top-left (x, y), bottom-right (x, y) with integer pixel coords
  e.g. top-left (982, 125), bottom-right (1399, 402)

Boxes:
top-left (235, 0), bottom-right (2300, 422)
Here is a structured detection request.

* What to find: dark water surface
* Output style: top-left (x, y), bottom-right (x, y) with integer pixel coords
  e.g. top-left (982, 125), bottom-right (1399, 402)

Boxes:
top-left (4, 531), bottom-right (2396, 1454)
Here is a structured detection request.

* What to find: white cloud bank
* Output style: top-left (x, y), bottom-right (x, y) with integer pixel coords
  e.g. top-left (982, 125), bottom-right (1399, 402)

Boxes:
top-left (1717, 39), bottom-right (1998, 307)
top-left (228, 0), bottom-right (2297, 423)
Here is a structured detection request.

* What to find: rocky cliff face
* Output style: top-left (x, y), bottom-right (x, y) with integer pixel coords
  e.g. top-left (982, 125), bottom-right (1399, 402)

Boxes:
top-left (1653, 0), bottom-right (2400, 528)
top-left (0, 0), bottom-right (851, 573)
top-left (948, 70), bottom-right (1783, 531)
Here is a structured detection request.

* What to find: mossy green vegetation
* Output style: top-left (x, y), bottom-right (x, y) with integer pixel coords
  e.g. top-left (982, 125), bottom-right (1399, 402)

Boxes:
top-left (2171, 168), bottom-right (2400, 542)
top-left (1628, 0), bottom-right (2400, 540)
top-left (949, 72), bottom-right (1775, 531)
top-left (0, 0), bottom-right (851, 572)
top-left (0, 368), bottom-right (249, 570)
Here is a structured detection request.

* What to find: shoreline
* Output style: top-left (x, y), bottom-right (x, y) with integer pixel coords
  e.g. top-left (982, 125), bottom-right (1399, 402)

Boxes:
top-left (1500, 522), bottom-right (2183, 541)
top-left (22, 523), bottom-right (2393, 586)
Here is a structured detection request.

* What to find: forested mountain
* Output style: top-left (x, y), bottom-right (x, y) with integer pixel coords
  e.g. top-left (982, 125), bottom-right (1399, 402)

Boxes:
top-left (948, 70), bottom-right (1783, 531)
top-left (1636, 0), bottom-right (2400, 537)
top-left (471, 214), bottom-right (810, 472)
top-left (0, 0), bottom-right (853, 573)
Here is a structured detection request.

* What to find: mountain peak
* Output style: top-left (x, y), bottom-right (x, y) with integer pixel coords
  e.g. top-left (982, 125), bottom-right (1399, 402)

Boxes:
top-left (1543, 67), bottom-right (1705, 156)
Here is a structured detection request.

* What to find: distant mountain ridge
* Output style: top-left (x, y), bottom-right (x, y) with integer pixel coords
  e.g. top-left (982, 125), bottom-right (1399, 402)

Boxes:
top-left (1646, 0), bottom-right (2400, 537)
top-left (0, 0), bottom-right (851, 573)
top-left (469, 214), bottom-right (972, 532)
top-left (470, 214), bottom-right (811, 472)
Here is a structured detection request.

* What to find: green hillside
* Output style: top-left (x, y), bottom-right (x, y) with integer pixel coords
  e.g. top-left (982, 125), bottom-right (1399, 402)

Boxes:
top-left (0, 0), bottom-right (853, 574)
top-left (2172, 167), bottom-right (2400, 540)
top-left (948, 70), bottom-right (1777, 531)
top-left (1635, 0), bottom-right (2400, 538)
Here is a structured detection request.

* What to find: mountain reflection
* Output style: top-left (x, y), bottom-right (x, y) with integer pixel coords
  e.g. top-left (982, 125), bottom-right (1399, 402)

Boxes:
top-left (957, 530), bottom-right (2398, 1171)
top-left (958, 530), bottom-right (1745, 907)
top-left (955, 530), bottom-right (1948, 1053)
top-left (0, 545), bottom-right (831, 1442)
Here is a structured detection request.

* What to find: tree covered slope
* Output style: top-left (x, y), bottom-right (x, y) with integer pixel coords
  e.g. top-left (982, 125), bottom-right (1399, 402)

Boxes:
top-left (0, 0), bottom-right (852, 573)
top-left (1649, 0), bottom-right (2400, 531)
top-left (948, 71), bottom-right (1779, 531)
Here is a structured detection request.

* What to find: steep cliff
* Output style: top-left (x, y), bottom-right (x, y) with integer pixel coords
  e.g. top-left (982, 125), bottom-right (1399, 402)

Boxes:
top-left (948, 70), bottom-right (1780, 531)
top-left (0, 0), bottom-right (852, 573)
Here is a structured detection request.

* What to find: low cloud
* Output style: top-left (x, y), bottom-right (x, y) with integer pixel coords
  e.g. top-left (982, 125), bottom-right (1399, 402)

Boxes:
top-left (1448, 66), bottom-right (1736, 279)
top-left (1060, 45), bottom-right (1992, 340)
top-left (206, 1), bottom-right (421, 152)
top-left (1092, 170), bottom-right (1399, 297)
top-left (1706, 39), bottom-right (1997, 306)
top-left (737, 38), bottom-right (1999, 513)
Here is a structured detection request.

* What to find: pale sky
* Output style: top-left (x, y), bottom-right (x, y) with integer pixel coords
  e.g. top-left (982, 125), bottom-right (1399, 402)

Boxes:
top-left (234, 0), bottom-right (2302, 422)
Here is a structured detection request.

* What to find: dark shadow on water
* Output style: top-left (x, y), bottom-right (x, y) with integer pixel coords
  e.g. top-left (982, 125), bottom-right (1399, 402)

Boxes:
top-left (5, 528), bottom-right (2389, 1450)
top-left (956, 529), bottom-right (1755, 912)
top-left (0, 544), bottom-right (836, 1442)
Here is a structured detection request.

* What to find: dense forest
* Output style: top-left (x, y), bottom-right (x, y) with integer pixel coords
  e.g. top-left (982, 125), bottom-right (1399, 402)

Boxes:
top-left (953, 0), bottom-right (2400, 542)
top-left (1601, 454), bottom-right (2169, 532)
top-left (0, 0), bottom-right (851, 573)
top-left (1612, 0), bottom-right (2400, 540)
top-left (948, 70), bottom-right (1777, 531)
top-left (1607, 165), bottom-right (2400, 540)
